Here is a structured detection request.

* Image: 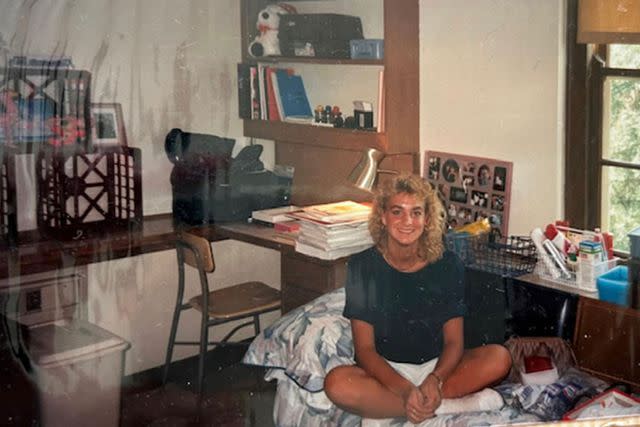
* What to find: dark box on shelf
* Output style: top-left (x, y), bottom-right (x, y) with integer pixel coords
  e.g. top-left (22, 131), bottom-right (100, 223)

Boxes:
top-left (354, 109), bottom-right (374, 129)
top-left (1, 146), bottom-right (17, 247)
top-left (279, 14), bottom-right (363, 59)
top-left (36, 146), bottom-right (142, 240)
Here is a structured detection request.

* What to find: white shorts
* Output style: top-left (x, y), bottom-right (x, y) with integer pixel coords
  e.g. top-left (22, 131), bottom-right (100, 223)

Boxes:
top-left (361, 358), bottom-right (439, 427)
top-left (386, 357), bottom-right (439, 387)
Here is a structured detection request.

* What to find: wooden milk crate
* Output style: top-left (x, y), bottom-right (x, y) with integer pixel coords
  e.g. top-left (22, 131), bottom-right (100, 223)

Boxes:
top-left (36, 146), bottom-right (142, 240)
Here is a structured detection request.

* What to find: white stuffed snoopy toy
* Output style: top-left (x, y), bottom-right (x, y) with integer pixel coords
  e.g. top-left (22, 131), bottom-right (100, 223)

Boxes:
top-left (248, 3), bottom-right (296, 57)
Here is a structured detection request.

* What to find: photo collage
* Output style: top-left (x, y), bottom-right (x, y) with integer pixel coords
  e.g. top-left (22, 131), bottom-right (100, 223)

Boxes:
top-left (424, 151), bottom-right (513, 237)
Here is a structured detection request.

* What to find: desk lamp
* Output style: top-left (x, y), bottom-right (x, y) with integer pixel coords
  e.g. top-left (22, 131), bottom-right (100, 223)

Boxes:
top-left (347, 147), bottom-right (399, 192)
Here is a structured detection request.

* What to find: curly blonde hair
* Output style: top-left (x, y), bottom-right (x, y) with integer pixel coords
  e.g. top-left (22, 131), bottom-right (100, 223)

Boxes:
top-left (369, 173), bottom-right (446, 264)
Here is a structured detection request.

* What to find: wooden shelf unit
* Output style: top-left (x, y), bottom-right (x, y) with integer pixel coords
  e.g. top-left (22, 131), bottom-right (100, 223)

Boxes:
top-left (240, 0), bottom-right (419, 204)
top-left (250, 56), bottom-right (383, 66)
top-left (243, 119), bottom-right (386, 151)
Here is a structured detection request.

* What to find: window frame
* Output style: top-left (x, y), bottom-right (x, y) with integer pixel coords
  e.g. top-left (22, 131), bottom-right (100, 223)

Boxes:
top-left (565, 0), bottom-right (640, 253)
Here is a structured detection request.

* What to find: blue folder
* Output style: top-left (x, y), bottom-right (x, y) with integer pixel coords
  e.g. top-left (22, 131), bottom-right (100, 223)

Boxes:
top-left (274, 69), bottom-right (312, 120)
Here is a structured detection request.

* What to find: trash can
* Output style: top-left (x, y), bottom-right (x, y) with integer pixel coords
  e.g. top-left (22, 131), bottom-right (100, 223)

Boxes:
top-left (27, 318), bottom-right (130, 427)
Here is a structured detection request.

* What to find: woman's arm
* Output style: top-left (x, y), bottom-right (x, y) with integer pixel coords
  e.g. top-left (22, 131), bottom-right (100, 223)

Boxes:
top-left (419, 316), bottom-right (464, 406)
top-left (351, 319), bottom-right (415, 399)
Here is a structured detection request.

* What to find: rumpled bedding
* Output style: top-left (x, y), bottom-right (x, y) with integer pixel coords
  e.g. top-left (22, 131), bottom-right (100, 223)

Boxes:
top-left (243, 288), bottom-right (611, 426)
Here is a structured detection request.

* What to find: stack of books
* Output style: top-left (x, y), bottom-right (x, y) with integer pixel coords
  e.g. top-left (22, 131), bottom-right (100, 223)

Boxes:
top-left (251, 205), bottom-right (302, 240)
top-left (289, 201), bottom-right (374, 260)
top-left (237, 63), bottom-right (313, 124)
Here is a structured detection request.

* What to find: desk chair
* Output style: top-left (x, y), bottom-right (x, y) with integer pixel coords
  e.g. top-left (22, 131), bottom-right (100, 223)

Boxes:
top-left (163, 231), bottom-right (281, 395)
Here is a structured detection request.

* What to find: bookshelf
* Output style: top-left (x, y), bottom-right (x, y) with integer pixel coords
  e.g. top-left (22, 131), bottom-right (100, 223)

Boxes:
top-left (240, 0), bottom-right (419, 205)
top-left (243, 119), bottom-right (386, 151)
top-left (248, 56), bottom-right (383, 66)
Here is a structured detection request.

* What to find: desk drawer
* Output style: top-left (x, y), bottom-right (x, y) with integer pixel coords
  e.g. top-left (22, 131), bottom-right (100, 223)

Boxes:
top-left (281, 286), bottom-right (324, 314)
top-left (281, 253), bottom-right (347, 312)
top-left (281, 253), bottom-right (347, 293)
top-left (573, 297), bottom-right (640, 388)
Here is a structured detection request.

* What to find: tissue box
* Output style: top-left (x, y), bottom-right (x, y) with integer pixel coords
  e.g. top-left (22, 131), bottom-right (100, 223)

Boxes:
top-left (520, 365), bottom-right (559, 385)
top-left (520, 355), bottom-right (559, 385)
top-left (597, 265), bottom-right (629, 307)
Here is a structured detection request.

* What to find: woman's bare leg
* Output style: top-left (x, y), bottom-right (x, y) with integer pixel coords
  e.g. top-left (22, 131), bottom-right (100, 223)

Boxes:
top-left (325, 344), bottom-right (511, 417)
top-left (442, 344), bottom-right (512, 398)
top-left (324, 365), bottom-right (407, 418)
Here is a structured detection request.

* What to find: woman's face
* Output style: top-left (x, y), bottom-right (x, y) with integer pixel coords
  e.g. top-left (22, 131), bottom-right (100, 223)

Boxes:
top-left (381, 192), bottom-right (428, 248)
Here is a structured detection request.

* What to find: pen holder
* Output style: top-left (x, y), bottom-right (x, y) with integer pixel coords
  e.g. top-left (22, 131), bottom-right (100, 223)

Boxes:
top-left (354, 109), bottom-right (373, 129)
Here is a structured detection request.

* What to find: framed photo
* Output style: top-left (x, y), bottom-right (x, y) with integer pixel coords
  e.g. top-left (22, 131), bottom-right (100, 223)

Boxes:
top-left (423, 150), bottom-right (513, 236)
top-left (0, 68), bottom-right (91, 153)
top-left (91, 103), bottom-right (127, 147)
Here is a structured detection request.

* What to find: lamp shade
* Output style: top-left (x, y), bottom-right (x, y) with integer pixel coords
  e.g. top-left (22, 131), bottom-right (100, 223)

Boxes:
top-left (347, 147), bottom-right (386, 192)
top-left (578, 0), bottom-right (640, 44)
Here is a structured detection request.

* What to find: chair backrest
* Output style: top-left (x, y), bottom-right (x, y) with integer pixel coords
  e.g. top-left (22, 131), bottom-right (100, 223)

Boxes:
top-left (177, 231), bottom-right (215, 273)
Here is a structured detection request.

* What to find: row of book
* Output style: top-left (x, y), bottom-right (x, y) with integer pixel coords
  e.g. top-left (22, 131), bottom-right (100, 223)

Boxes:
top-left (237, 63), bottom-right (313, 124)
top-left (251, 201), bottom-right (374, 260)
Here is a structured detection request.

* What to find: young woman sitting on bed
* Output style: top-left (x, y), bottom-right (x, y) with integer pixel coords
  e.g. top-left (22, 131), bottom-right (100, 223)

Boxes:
top-left (324, 173), bottom-right (512, 425)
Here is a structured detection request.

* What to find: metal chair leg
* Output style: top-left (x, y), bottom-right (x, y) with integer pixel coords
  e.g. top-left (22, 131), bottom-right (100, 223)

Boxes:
top-left (253, 314), bottom-right (261, 335)
top-left (163, 297), bottom-right (184, 384)
top-left (197, 310), bottom-right (209, 396)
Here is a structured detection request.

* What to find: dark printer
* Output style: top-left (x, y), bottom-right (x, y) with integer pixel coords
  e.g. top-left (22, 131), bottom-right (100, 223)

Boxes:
top-left (166, 128), bottom-right (292, 225)
top-left (278, 14), bottom-right (363, 59)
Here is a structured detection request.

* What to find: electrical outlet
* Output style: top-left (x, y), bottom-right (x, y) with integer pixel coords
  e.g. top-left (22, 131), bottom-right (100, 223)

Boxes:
top-left (26, 289), bottom-right (42, 312)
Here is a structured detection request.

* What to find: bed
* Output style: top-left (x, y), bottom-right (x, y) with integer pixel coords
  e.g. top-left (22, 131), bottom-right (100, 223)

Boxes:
top-left (243, 288), bottom-right (614, 427)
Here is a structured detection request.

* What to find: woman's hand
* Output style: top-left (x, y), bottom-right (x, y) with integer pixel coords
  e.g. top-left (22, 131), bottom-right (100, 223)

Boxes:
top-left (418, 374), bottom-right (442, 416)
top-left (403, 386), bottom-right (433, 424)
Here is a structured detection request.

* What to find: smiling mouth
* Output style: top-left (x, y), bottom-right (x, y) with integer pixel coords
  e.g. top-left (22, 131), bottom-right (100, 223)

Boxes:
top-left (397, 229), bottom-right (415, 234)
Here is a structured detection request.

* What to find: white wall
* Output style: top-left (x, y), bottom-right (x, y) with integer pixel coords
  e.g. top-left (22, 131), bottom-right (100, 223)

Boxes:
top-left (0, 0), bottom-right (569, 373)
top-left (1, 0), bottom-right (262, 221)
top-left (88, 241), bottom-right (280, 375)
top-left (0, 0), bottom-right (281, 374)
top-left (420, 0), bottom-right (567, 235)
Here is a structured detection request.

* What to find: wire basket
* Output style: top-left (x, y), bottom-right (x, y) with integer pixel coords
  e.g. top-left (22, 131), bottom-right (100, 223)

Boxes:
top-left (445, 231), bottom-right (537, 277)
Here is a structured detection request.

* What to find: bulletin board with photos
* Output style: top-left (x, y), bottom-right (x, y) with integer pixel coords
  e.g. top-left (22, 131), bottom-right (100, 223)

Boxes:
top-left (424, 151), bottom-right (513, 237)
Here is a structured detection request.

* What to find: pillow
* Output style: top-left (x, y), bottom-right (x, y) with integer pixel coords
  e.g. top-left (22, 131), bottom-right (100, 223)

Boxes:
top-left (242, 287), bottom-right (354, 392)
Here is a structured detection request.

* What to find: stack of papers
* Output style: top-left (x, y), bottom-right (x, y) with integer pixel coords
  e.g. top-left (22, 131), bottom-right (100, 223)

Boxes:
top-left (289, 201), bottom-right (374, 260)
top-left (297, 200), bottom-right (371, 223)
top-left (251, 205), bottom-right (301, 224)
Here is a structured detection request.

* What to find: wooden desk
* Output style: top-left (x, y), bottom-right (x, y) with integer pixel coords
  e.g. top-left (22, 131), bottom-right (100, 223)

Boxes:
top-left (1, 217), bottom-right (348, 313)
top-left (214, 222), bottom-right (348, 313)
top-left (0, 214), bottom-right (200, 281)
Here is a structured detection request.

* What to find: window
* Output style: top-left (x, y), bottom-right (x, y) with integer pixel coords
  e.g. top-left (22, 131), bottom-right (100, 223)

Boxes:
top-left (565, 42), bottom-right (640, 254)
top-left (596, 45), bottom-right (640, 253)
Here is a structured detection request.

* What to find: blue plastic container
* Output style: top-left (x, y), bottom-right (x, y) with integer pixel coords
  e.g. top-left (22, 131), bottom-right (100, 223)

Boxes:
top-left (597, 265), bottom-right (629, 307)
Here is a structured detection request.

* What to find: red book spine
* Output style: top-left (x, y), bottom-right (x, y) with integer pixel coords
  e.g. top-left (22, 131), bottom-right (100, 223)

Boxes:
top-left (266, 67), bottom-right (280, 121)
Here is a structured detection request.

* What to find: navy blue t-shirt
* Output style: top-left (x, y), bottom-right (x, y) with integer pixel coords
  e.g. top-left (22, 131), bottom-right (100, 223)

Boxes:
top-left (343, 247), bottom-right (466, 364)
